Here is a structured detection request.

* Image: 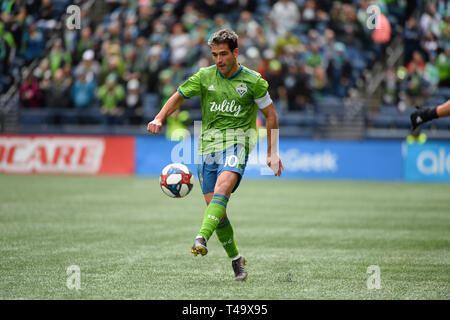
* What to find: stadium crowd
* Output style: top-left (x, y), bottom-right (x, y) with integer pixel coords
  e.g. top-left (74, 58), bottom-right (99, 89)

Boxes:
top-left (382, 1), bottom-right (450, 110)
top-left (1, 0), bottom-right (449, 128)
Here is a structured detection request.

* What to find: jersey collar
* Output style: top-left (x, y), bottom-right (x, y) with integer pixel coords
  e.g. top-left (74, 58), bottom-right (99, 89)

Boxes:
top-left (218, 64), bottom-right (243, 80)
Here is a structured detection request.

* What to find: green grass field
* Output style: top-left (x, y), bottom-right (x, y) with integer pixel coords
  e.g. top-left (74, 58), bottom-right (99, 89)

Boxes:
top-left (0, 174), bottom-right (449, 300)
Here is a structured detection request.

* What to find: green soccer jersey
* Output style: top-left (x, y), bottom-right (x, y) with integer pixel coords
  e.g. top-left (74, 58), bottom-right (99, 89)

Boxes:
top-left (178, 64), bottom-right (272, 155)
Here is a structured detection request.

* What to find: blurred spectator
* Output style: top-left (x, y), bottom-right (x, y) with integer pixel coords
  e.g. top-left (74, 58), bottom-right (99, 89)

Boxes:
top-left (122, 45), bottom-right (142, 82)
top-left (137, 2), bottom-right (156, 35)
top-left (159, 2), bottom-right (177, 30)
top-left (269, 0), bottom-right (300, 34)
top-left (166, 110), bottom-right (190, 140)
top-left (302, 0), bottom-right (317, 28)
top-left (327, 42), bottom-right (352, 97)
top-left (100, 52), bottom-right (125, 84)
top-left (49, 39), bottom-right (71, 76)
top-left (424, 53), bottom-right (439, 90)
top-left (403, 16), bottom-right (422, 64)
top-left (310, 65), bottom-right (328, 101)
top-left (1, 0), bottom-right (27, 46)
top-left (236, 11), bottom-right (260, 39)
top-left (158, 69), bottom-right (176, 108)
top-left (422, 32), bottom-right (439, 62)
top-left (46, 68), bottom-right (72, 108)
top-left (382, 67), bottom-right (399, 105)
top-left (35, 58), bottom-right (52, 101)
top-left (20, 72), bottom-right (42, 108)
top-left (330, 3), bottom-right (365, 50)
top-left (399, 61), bottom-right (428, 107)
top-left (0, 21), bottom-right (16, 91)
top-left (265, 58), bottom-right (285, 104)
top-left (20, 17), bottom-right (45, 63)
top-left (406, 51), bottom-right (426, 72)
top-left (124, 78), bottom-right (143, 125)
top-left (74, 50), bottom-right (101, 82)
top-left (273, 30), bottom-right (299, 57)
top-left (146, 44), bottom-right (164, 95)
top-left (168, 22), bottom-right (191, 65)
top-left (305, 43), bottom-right (324, 68)
top-left (98, 73), bottom-right (125, 122)
top-left (71, 72), bottom-right (97, 110)
top-left (39, 0), bottom-right (54, 21)
top-left (419, 3), bottom-right (441, 38)
top-left (284, 64), bottom-right (311, 111)
top-left (76, 27), bottom-right (94, 63)
top-left (437, 45), bottom-right (450, 87)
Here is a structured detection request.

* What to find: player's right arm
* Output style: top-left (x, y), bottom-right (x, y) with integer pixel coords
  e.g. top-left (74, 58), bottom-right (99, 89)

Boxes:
top-left (147, 91), bottom-right (185, 134)
top-left (148, 70), bottom-right (202, 134)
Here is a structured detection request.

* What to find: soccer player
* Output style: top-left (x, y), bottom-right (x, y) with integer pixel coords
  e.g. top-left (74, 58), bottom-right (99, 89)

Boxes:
top-left (410, 99), bottom-right (450, 130)
top-left (147, 29), bottom-right (284, 281)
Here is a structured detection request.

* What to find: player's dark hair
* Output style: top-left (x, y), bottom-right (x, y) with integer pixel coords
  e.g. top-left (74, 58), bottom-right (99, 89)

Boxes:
top-left (207, 29), bottom-right (238, 51)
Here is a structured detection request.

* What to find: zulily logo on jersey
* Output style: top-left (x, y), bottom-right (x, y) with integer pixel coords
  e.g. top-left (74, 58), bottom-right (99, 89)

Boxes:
top-left (210, 100), bottom-right (241, 116)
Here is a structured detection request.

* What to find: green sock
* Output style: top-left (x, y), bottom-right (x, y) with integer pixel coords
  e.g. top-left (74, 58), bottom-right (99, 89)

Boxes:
top-left (198, 193), bottom-right (229, 240)
top-left (216, 215), bottom-right (239, 259)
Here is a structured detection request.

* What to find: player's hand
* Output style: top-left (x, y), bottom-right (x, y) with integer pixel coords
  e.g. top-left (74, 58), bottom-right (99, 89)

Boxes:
top-left (147, 118), bottom-right (163, 134)
top-left (410, 106), bottom-right (438, 131)
top-left (267, 154), bottom-right (284, 176)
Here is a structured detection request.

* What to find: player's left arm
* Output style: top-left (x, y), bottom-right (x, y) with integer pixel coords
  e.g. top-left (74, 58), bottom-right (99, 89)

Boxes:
top-left (260, 103), bottom-right (284, 176)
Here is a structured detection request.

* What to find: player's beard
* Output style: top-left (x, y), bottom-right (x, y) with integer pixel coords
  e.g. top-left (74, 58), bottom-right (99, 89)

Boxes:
top-left (218, 59), bottom-right (238, 78)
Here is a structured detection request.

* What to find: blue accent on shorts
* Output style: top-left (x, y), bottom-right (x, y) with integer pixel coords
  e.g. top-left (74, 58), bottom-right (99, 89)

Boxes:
top-left (197, 144), bottom-right (249, 194)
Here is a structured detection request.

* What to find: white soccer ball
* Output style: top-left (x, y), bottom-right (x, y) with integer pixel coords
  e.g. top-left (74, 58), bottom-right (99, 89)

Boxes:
top-left (159, 163), bottom-right (194, 198)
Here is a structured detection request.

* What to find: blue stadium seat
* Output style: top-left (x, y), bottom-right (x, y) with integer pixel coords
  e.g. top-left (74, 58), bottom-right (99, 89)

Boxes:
top-left (434, 116), bottom-right (450, 130)
top-left (279, 111), bottom-right (316, 127)
top-left (393, 114), bottom-right (411, 128)
top-left (379, 104), bottom-right (400, 114)
top-left (20, 109), bottom-right (51, 125)
top-left (58, 109), bottom-right (78, 125)
top-left (436, 87), bottom-right (450, 99)
top-left (373, 114), bottom-right (395, 128)
top-left (315, 96), bottom-right (344, 115)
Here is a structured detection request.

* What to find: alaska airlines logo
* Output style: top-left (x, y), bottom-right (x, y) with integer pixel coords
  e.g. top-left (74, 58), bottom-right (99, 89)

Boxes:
top-left (210, 99), bottom-right (241, 116)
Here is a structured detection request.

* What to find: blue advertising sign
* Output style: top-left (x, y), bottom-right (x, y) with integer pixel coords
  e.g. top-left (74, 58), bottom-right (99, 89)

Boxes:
top-left (136, 136), bottom-right (403, 181)
top-left (245, 138), bottom-right (403, 180)
top-left (405, 142), bottom-right (450, 182)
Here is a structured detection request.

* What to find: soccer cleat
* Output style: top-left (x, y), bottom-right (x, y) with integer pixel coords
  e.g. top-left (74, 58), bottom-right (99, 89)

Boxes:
top-left (190, 236), bottom-right (208, 256)
top-left (232, 256), bottom-right (248, 281)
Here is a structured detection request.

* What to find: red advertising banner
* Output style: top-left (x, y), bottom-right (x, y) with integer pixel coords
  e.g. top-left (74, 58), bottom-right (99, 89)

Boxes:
top-left (0, 135), bottom-right (134, 175)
